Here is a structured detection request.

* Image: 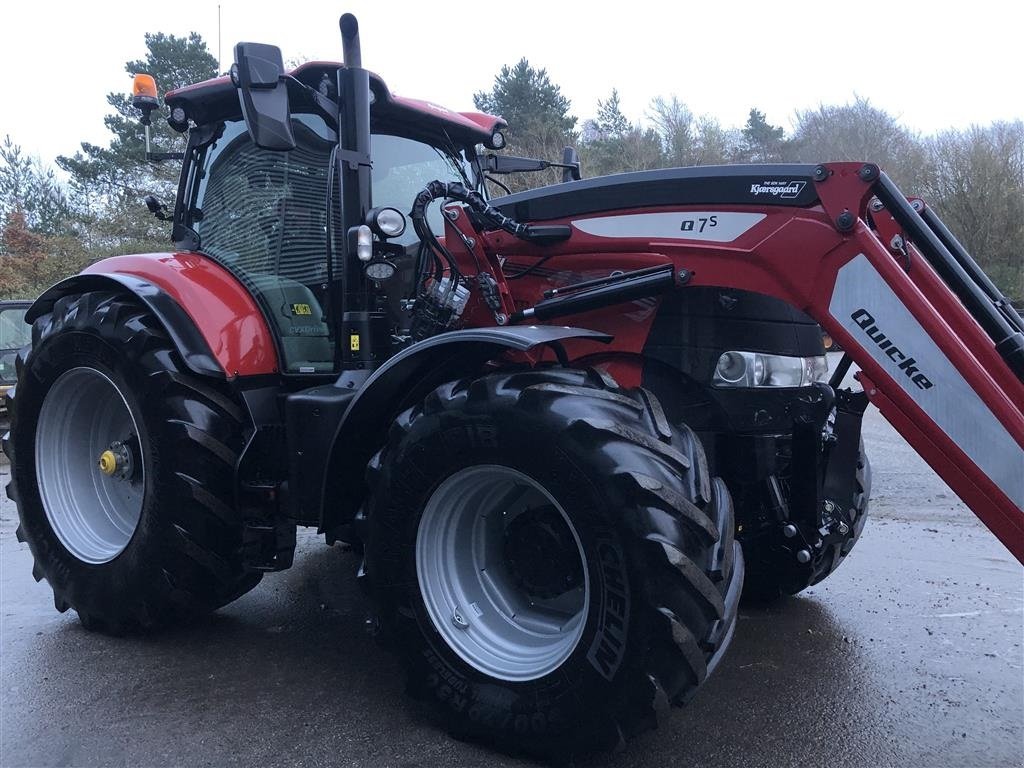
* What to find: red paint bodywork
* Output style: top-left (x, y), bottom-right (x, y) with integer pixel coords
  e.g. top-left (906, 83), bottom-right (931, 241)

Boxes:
top-left (84, 253), bottom-right (278, 377)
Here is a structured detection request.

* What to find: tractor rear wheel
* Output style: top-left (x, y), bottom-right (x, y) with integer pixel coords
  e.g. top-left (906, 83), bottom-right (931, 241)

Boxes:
top-left (361, 368), bottom-right (743, 758)
top-left (5, 291), bottom-right (260, 633)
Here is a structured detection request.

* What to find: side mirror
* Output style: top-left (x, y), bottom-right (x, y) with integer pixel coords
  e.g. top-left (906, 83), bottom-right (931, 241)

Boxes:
top-left (561, 146), bottom-right (582, 182)
top-left (231, 42), bottom-right (295, 151)
top-left (144, 195), bottom-right (171, 221)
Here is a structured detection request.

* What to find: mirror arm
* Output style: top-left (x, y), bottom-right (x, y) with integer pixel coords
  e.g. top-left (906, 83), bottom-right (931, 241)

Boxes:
top-left (282, 75), bottom-right (340, 132)
top-left (483, 153), bottom-right (581, 176)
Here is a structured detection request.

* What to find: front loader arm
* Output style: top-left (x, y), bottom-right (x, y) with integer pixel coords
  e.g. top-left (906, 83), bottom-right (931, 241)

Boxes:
top-left (679, 163), bottom-right (1024, 561)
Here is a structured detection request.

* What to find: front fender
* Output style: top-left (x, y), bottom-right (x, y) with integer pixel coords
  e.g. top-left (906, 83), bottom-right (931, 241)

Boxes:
top-left (318, 325), bottom-right (611, 531)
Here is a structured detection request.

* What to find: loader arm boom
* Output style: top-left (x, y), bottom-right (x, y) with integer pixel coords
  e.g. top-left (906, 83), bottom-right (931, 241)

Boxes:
top-left (809, 166), bottom-right (1024, 561)
top-left (487, 162), bottom-right (1024, 561)
top-left (817, 235), bottom-right (1023, 560)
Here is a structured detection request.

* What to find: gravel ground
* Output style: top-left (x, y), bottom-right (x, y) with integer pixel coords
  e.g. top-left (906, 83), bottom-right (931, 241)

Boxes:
top-left (1, 382), bottom-right (1021, 767)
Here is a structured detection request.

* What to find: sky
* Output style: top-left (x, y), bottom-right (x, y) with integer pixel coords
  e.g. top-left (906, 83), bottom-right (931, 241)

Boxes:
top-left (2, 0), bottom-right (1021, 169)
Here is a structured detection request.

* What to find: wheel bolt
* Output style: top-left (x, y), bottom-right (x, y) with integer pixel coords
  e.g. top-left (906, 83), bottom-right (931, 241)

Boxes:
top-left (838, 521), bottom-right (850, 535)
top-left (452, 607), bottom-right (470, 630)
top-left (782, 524), bottom-right (798, 538)
top-left (796, 549), bottom-right (812, 564)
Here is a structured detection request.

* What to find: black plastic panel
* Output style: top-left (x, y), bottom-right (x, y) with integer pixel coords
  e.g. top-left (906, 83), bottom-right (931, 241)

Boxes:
top-left (493, 165), bottom-right (820, 222)
top-left (285, 384), bottom-right (358, 524)
top-left (644, 287), bottom-right (825, 383)
top-left (640, 287), bottom-right (829, 436)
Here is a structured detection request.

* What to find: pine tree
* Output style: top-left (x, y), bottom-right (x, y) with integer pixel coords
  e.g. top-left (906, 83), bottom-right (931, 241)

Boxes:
top-left (0, 136), bottom-right (71, 236)
top-left (473, 58), bottom-right (578, 192)
top-left (473, 58), bottom-right (576, 139)
top-left (596, 89), bottom-right (630, 139)
top-left (57, 32), bottom-right (218, 248)
top-left (741, 108), bottom-right (785, 162)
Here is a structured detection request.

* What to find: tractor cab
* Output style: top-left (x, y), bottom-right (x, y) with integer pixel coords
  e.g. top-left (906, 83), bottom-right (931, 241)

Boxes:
top-left (162, 60), bottom-right (507, 374)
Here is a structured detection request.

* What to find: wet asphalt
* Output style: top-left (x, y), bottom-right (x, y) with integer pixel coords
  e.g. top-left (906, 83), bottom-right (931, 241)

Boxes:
top-left (1, 402), bottom-right (1021, 767)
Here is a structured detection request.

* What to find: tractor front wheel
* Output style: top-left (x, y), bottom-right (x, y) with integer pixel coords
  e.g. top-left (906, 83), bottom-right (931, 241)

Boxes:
top-left (5, 291), bottom-right (260, 633)
top-left (362, 368), bottom-right (743, 758)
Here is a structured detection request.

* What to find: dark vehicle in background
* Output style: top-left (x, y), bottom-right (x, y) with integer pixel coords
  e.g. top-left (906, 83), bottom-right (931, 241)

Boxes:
top-left (0, 301), bottom-right (31, 420)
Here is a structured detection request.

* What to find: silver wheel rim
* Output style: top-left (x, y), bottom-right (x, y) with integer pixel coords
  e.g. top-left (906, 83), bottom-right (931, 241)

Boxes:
top-left (416, 465), bottom-right (589, 682)
top-left (35, 367), bottom-right (145, 564)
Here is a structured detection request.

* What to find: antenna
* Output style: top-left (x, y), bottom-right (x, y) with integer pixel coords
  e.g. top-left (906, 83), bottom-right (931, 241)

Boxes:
top-left (218, 4), bottom-right (222, 73)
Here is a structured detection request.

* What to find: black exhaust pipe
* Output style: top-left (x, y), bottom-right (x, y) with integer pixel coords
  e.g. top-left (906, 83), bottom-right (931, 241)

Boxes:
top-left (340, 13), bottom-right (362, 68)
top-left (337, 13), bottom-right (371, 306)
top-left (335, 13), bottom-right (379, 368)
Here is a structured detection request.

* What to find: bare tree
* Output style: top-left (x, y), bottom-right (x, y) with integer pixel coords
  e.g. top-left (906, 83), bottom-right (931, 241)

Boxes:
top-left (920, 121), bottom-right (1024, 300)
top-left (648, 96), bottom-right (695, 167)
top-left (786, 96), bottom-right (927, 189)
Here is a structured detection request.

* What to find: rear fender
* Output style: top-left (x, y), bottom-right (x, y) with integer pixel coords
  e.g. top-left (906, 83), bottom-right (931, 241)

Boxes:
top-left (28, 272), bottom-right (225, 378)
top-left (28, 253), bottom-right (278, 379)
top-left (318, 325), bottom-right (611, 532)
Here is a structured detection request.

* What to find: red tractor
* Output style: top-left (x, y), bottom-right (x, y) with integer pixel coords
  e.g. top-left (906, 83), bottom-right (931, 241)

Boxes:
top-left (6, 14), bottom-right (1022, 758)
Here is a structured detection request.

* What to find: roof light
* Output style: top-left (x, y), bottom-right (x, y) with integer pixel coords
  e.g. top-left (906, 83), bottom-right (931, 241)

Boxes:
top-left (168, 106), bottom-right (188, 132)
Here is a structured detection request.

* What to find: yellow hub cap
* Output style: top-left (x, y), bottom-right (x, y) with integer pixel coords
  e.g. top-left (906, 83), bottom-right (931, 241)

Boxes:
top-left (98, 449), bottom-right (118, 476)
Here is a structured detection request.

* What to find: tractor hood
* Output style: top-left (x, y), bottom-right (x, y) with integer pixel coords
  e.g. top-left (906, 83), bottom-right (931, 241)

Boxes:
top-left (165, 61), bottom-right (506, 147)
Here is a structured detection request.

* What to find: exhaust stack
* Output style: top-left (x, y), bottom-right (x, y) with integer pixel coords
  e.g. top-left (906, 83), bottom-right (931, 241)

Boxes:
top-left (335, 13), bottom-right (378, 367)
top-left (340, 13), bottom-right (362, 68)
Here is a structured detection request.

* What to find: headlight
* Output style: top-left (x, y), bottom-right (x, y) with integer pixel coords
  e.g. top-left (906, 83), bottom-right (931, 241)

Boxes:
top-left (712, 351), bottom-right (828, 388)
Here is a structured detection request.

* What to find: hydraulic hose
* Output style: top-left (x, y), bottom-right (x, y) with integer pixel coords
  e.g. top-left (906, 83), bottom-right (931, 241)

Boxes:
top-left (408, 181), bottom-right (533, 323)
top-left (410, 180), bottom-right (530, 240)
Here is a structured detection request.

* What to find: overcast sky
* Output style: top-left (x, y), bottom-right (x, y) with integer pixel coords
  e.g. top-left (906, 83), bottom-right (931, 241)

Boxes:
top-left (2, 0), bottom-right (1021, 168)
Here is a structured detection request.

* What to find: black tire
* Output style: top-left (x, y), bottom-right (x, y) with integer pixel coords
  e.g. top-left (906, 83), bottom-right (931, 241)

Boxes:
top-left (361, 367), bottom-right (744, 758)
top-left (5, 291), bottom-right (260, 633)
top-left (740, 440), bottom-right (871, 604)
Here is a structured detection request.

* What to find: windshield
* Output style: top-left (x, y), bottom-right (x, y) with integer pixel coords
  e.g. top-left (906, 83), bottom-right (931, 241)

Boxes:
top-left (372, 134), bottom-right (469, 245)
top-left (190, 116), bottom-right (466, 373)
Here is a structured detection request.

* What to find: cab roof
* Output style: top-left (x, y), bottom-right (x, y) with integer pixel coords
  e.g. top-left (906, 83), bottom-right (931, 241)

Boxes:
top-left (165, 61), bottom-right (506, 148)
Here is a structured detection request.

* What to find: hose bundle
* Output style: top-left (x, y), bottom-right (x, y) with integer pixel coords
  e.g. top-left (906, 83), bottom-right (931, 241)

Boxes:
top-left (408, 180), bottom-right (532, 338)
